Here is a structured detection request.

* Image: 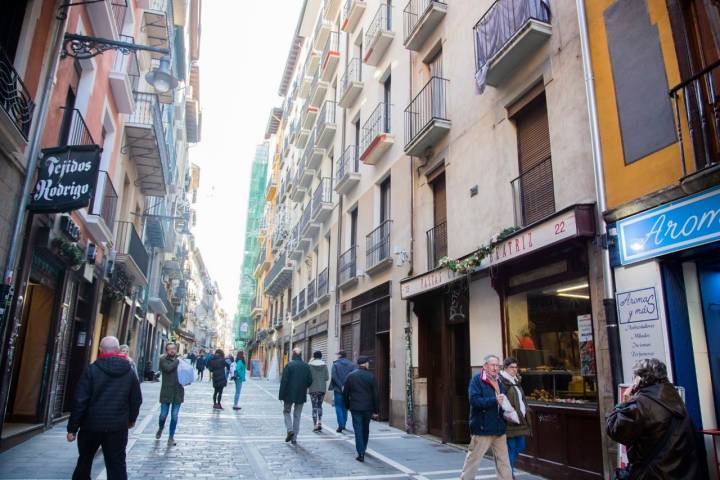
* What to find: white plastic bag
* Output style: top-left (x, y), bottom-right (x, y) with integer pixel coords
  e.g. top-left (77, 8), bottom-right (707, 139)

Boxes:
top-left (177, 359), bottom-right (194, 386)
top-left (501, 395), bottom-right (520, 424)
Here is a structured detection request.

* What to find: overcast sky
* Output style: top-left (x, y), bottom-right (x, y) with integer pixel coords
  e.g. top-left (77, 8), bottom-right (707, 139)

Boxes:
top-left (189, 1), bottom-right (302, 317)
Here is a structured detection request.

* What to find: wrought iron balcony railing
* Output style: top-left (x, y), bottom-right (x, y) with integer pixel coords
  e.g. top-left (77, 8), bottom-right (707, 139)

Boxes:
top-left (339, 246), bottom-right (357, 285)
top-left (59, 107), bottom-right (95, 146)
top-left (307, 279), bottom-right (316, 306)
top-left (317, 267), bottom-right (329, 298)
top-left (0, 46), bottom-right (35, 140)
top-left (89, 171), bottom-right (118, 229)
top-left (510, 156), bottom-right (554, 227)
top-left (366, 219), bottom-right (392, 269)
top-left (322, 31), bottom-right (340, 67)
top-left (112, 0), bottom-right (128, 35)
top-left (404, 75), bottom-right (449, 148)
top-left (403, 0), bottom-right (446, 44)
top-left (298, 288), bottom-right (306, 312)
top-left (312, 177), bottom-right (333, 217)
top-left (291, 295), bottom-right (298, 317)
top-left (426, 221), bottom-right (447, 268)
top-left (113, 35), bottom-right (140, 90)
top-left (341, 57), bottom-right (362, 97)
top-left (318, 100), bottom-right (336, 134)
top-left (361, 102), bottom-right (391, 156)
top-left (366, 3), bottom-right (392, 48)
top-left (115, 221), bottom-right (150, 275)
top-left (336, 145), bottom-right (359, 183)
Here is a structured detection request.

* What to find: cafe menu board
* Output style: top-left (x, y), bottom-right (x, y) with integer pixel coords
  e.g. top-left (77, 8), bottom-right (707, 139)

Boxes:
top-left (577, 314), bottom-right (596, 376)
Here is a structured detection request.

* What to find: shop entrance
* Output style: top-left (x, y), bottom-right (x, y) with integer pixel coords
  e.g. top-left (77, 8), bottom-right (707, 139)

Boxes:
top-left (698, 261), bottom-right (720, 421)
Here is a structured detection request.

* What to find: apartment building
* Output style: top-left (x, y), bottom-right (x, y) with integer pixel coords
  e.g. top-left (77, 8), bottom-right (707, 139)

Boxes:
top-left (0, 0), bottom-right (202, 448)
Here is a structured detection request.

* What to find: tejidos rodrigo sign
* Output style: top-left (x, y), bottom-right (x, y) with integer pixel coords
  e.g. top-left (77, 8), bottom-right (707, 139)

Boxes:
top-left (30, 145), bottom-right (102, 213)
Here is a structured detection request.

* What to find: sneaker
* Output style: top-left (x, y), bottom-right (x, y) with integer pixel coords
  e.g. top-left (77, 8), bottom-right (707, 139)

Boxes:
top-left (232, 406), bottom-right (241, 411)
top-left (155, 428), bottom-right (163, 439)
top-left (212, 403), bottom-right (219, 409)
top-left (355, 454), bottom-right (364, 462)
top-left (167, 437), bottom-right (176, 446)
top-left (217, 404), bottom-right (224, 410)
top-left (336, 427), bottom-right (343, 433)
top-left (291, 439), bottom-right (297, 445)
top-left (285, 431), bottom-right (294, 442)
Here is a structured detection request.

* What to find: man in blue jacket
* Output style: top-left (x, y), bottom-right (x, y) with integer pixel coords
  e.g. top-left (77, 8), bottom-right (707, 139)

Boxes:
top-left (329, 350), bottom-right (355, 433)
top-left (460, 354), bottom-right (512, 480)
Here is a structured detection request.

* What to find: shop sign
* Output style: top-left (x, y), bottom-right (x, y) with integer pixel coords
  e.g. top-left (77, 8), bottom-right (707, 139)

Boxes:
top-left (616, 185), bottom-right (720, 265)
top-left (577, 314), bottom-right (596, 376)
top-left (616, 287), bottom-right (668, 377)
top-left (400, 266), bottom-right (461, 299)
top-left (29, 145), bottom-right (101, 213)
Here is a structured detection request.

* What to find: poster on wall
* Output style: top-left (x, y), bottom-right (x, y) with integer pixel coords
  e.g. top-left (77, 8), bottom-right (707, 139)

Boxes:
top-left (577, 314), bottom-right (596, 376)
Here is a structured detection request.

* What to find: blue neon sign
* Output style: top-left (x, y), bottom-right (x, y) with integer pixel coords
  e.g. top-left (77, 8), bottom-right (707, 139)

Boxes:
top-left (616, 185), bottom-right (720, 265)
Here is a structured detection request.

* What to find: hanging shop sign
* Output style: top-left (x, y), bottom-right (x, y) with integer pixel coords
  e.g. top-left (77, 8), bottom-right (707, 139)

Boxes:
top-left (29, 145), bottom-right (102, 213)
top-left (616, 185), bottom-right (720, 265)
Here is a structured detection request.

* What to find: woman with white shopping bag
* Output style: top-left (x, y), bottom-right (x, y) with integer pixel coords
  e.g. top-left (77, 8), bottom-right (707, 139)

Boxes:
top-left (499, 357), bottom-right (532, 479)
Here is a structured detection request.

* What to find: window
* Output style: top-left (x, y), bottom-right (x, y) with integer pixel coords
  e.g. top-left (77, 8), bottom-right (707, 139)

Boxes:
top-left (383, 75), bottom-right (392, 132)
top-left (380, 177), bottom-right (391, 222)
top-left (350, 207), bottom-right (358, 247)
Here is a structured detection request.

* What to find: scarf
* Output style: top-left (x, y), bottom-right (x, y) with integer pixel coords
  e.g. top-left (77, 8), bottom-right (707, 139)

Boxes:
top-left (500, 370), bottom-right (526, 417)
top-left (98, 352), bottom-right (128, 360)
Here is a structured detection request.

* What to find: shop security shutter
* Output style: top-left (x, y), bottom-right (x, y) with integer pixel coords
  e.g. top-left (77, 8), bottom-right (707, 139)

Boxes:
top-left (341, 325), bottom-right (353, 353)
top-left (310, 333), bottom-right (328, 361)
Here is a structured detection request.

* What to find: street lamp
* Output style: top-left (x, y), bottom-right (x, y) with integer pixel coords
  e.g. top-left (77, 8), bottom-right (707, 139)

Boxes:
top-left (145, 56), bottom-right (178, 93)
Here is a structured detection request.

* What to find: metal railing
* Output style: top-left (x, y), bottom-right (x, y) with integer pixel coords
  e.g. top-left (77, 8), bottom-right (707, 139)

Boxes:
top-left (318, 101), bottom-right (336, 133)
top-left (307, 279), bottom-right (316, 305)
top-left (148, 0), bottom-right (168, 12)
top-left (336, 145), bottom-right (359, 184)
top-left (473, 0), bottom-right (551, 73)
top-left (341, 57), bottom-right (362, 97)
top-left (59, 107), bottom-right (95, 145)
top-left (89, 171), bottom-right (118, 229)
top-left (404, 75), bottom-right (449, 148)
top-left (300, 202), bottom-right (312, 233)
top-left (265, 253), bottom-right (290, 289)
top-left (317, 267), bottom-right (329, 297)
top-left (361, 102), bottom-right (391, 154)
top-left (312, 177), bottom-right (333, 217)
top-left (339, 246), bottom-right (357, 285)
top-left (126, 91), bottom-right (169, 185)
top-left (404, 0), bottom-right (446, 43)
top-left (669, 58), bottom-right (720, 175)
top-left (366, 219), bottom-right (392, 269)
top-left (322, 31), bottom-right (340, 67)
top-left (426, 221), bottom-right (447, 268)
top-left (159, 283), bottom-right (173, 315)
top-left (366, 3), bottom-right (392, 47)
top-left (112, 0), bottom-right (128, 35)
top-left (291, 295), bottom-right (298, 317)
top-left (510, 157), bottom-right (555, 227)
top-left (298, 288), bottom-right (306, 312)
top-left (112, 35), bottom-right (140, 91)
top-left (115, 221), bottom-right (150, 275)
top-left (0, 46), bottom-right (35, 140)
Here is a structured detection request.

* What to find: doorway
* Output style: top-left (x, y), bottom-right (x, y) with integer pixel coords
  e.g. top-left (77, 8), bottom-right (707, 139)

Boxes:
top-left (698, 261), bottom-right (720, 421)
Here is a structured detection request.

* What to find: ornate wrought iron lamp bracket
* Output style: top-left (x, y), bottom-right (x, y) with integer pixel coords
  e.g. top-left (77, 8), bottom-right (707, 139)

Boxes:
top-left (61, 33), bottom-right (170, 59)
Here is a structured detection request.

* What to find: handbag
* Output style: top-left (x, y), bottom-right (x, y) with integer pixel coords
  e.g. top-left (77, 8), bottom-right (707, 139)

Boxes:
top-left (500, 395), bottom-right (521, 425)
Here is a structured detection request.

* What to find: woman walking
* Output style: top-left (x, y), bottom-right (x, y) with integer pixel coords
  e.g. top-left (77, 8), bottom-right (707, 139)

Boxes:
top-left (157, 343), bottom-right (184, 446)
top-left (120, 344), bottom-right (138, 378)
top-left (232, 351), bottom-right (247, 410)
top-left (308, 350), bottom-right (329, 432)
top-left (208, 349), bottom-right (227, 409)
top-left (196, 349), bottom-right (206, 380)
top-left (499, 357), bottom-right (531, 478)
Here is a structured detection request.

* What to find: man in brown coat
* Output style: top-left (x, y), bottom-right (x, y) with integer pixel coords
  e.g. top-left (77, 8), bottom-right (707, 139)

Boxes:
top-left (499, 357), bottom-right (531, 477)
top-left (156, 343), bottom-right (184, 446)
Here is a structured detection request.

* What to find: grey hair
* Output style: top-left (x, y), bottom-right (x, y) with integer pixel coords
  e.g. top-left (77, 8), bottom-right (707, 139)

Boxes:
top-left (99, 336), bottom-right (120, 353)
top-left (119, 344), bottom-right (129, 351)
top-left (633, 358), bottom-right (669, 387)
top-left (483, 354), bottom-right (500, 364)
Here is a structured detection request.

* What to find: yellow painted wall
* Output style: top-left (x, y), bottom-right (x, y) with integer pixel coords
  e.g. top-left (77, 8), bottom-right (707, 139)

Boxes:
top-left (585, 0), bottom-right (696, 210)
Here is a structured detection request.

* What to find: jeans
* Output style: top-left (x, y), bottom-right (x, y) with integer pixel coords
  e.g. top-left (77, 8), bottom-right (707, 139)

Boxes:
top-left (334, 392), bottom-right (348, 429)
top-left (310, 392), bottom-right (324, 425)
top-left (233, 379), bottom-right (243, 406)
top-left (350, 410), bottom-right (372, 456)
top-left (159, 402), bottom-right (181, 437)
top-left (72, 429), bottom-right (128, 480)
top-left (506, 435), bottom-right (526, 475)
top-left (283, 401), bottom-right (304, 437)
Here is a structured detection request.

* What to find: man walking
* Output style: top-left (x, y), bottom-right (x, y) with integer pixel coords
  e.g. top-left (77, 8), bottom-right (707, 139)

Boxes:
top-left (156, 342), bottom-right (184, 446)
top-left (279, 347), bottom-right (312, 445)
top-left (329, 350), bottom-right (355, 433)
top-left (460, 354), bottom-right (513, 480)
top-left (67, 336), bottom-right (142, 480)
top-left (342, 356), bottom-right (378, 462)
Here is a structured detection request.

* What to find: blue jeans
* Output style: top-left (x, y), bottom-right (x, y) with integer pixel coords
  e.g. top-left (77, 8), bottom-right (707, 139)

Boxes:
top-left (233, 379), bottom-right (243, 406)
top-left (350, 410), bottom-right (372, 456)
top-left (334, 392), bottom-right (348, 429)
top-left (159, 402), bottom-right (181, 437)
top-left (506, 435), bottom-right (526, 475)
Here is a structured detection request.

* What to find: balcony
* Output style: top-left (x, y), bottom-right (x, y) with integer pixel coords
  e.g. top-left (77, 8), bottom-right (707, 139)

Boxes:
top-left (339, 58), bottom-right (363, 108)
top-left (87, 0), bottom-right (127, 41)
top-left (143, 0), bottom-right (171, 60)
top-left (300, 144), bottom-right (317, 189)
top-left (291, 295), bottom-right (298, 318)
top-left (298, 66), bottom-right (313, 98)
top-left (289, 224), bottom-right (304, 261)
top-left (307, 279), bottom-right (317, 309)
top-left (426, 221), bottom-right (447, 269)
top-left (302, 104), bottom-right (319, 130)
top-left (300, 203), bottom-right (320, 241)
top-left (58, 107), bottom-right (95, 146)
top-left (84, 172), bottom-right (118, 245)
top-left (124, 92), bottom-right (169, 196)
top-left (366, 219), bottom-right (392, 273)
top-left (291, 171), bottom-right (307, 202)
top-left (266, 170), bottom-right (280, 201)
top-left (317, 267), bottom-right (330, 302)
top-left (313, 16), bottom-right (333, 51)
top-left (254, 247), bottom-right (270, 276)
top-left (473, 0), bottom-right (551, 89)
top-left (335, 145), bottom-right (361, 194)
top-left (338, 246), bottom-right (358, 289)
top-left (297, 123), bottom-right (312, 149)
top-left (309, 70), bottom-right (329, 109)
top-left (0, 47), bottom-right (35, 147)
top-left (307, 132), bottom-right (325, 170)
top-left (109, 36), bottom-right (140, 114)
top-left (271, 223), bottom-right (289, 253)
top-left (312, 177), bottom-right (334, 223)
top-left (403, 0), bottom-right (447, 51)
top-left (510, 157), bottom-right (555, 227)
top-left (404, 76), bottom-right (450, 156)
top-left (360, 102), bottom-right (394, 165)
top-left (320, 31), bottom-right (340, 81)
top-left (316, 101), bottom-right (337, 148)
top-left (144, 195), bottom-right (167, 249)
top-left (298, 288), bottom-right (306, 314)
top-left (115, 221), bottom-right (149, 285)
top-left (364, 4), bottom-right (395, 66)
top-left (305, 48), bottom-right (321, 78)
top-left (669, 59), bottom-right (720, 192)
top-left (342, 0), bottom-right (367, 33)
top-left (324, 0), bottom-right (342, 20)
top-left (264, 254), bottom-right (294, 296)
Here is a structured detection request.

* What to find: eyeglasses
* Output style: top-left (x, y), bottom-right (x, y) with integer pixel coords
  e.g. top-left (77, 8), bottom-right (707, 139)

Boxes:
top-left (506, 365), bottom-right (518, 369)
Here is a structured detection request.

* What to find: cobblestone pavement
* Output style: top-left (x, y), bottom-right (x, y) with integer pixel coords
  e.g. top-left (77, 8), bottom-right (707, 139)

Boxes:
top-left (0, 377), bottom-right (544, 479)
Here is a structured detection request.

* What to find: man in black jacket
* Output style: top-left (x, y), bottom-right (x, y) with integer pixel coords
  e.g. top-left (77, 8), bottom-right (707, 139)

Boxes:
top-left (342, 356), bottom-right (379, 462)
top-left (279, 347), bottom-right (313, 445)
top-left (67, 336), bottom-right (142, 480)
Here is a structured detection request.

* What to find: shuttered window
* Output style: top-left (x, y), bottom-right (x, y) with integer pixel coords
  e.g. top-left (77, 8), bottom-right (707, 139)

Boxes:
top-left (341, 325), bottom-right (353, 353)
top-left (513, 91), bottom-right (555, 225)
top-left (310, 334), bottom-right (328, 361)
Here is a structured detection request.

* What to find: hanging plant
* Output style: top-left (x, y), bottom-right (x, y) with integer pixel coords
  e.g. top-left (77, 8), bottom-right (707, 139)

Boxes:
top-left (438, 226), bottom-right (521, 274)
top-left (51, 237), bottom-right (85, 270)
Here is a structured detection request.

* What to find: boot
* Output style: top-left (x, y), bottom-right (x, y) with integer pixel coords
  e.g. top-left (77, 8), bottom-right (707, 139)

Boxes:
top-left (155, 427), bottom-right (163, 439)
top-left (167, 436), bottom-right (176, 446)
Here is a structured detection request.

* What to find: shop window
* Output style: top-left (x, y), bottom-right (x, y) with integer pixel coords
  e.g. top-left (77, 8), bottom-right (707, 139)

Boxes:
top-left (505, 277), bottom-right (597, 405)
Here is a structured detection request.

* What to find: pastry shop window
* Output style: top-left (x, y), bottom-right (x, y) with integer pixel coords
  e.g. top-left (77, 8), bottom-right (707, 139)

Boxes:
top-left (505, 277), bottom-right (597, 405)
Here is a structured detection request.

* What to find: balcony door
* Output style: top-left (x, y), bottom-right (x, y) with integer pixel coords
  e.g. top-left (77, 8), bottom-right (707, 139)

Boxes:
top-left (0, 0), bottom-right (29, 61)
top-left (383, 75), bottom-right (391, 132)
top-left (430, 172), bottom-right (447, 266)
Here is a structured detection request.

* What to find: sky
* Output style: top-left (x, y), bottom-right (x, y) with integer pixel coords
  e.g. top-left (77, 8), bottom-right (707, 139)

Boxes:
top-left (189, 1), bottom-right (303, 317)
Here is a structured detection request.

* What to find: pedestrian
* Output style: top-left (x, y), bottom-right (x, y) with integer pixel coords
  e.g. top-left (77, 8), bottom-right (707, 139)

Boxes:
top-left (342, 355), bottom-right (378, 462)
top-left (308, 350), bottom-right (329, 432)
top-left (67, 336), bottom-right (142, 480)
top-left (279, 347), bottom-right (312, 445)
top-left (205, 350), bottom-right (214, 381)
top-left (156, 342), bottom-right (184, 446)
top-left (232, 350), bottom-right (247, 410)
top-left (188, 350), bottom-right (196, 366)
top-left (329, 350), bottom-right (355, 433)
top-left (119, 344), bottom-right (138, 378)
top-left (196, 349), bottom-right (206, 381)
top-left (606, 358), bottom-right (701, 479)
top-left (499, 357), bottom-right (531, 478)
top-left (460, 354), bottom-right (513, 480)
top-left (225, 352), bottom-right (234, 380)
top-left (208, 349), bottom-right (228, 409)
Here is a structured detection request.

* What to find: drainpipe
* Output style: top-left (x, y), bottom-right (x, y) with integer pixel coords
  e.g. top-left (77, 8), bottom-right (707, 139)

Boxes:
top-left (404, 49), bottom-right (416, 435)
top-left (576, 0), bottom-right (623, 397)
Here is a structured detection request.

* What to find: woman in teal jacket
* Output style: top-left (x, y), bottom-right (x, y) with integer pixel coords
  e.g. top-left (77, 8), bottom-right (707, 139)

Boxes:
top-left (232, 351), bottom-right (247, 410)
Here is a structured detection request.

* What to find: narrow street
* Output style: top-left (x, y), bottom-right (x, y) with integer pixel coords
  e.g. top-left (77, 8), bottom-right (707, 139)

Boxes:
top-left (0, 378), bottom-right (542, 480)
